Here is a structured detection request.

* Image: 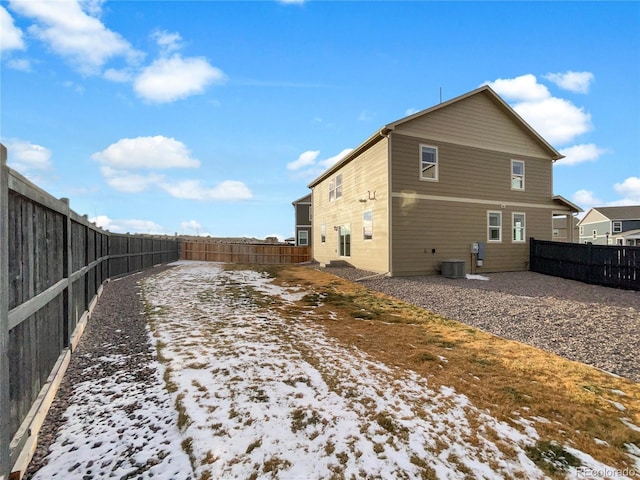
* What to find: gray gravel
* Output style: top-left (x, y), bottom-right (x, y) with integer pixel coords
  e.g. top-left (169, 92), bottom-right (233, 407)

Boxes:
top-left (318, 267), bottom-right (640, 382)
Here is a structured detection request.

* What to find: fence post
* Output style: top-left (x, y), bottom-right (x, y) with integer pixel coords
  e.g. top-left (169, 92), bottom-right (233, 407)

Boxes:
top-left (1, 144), bottom-right (10, 479)
top-left (61, 198), bottom-right (73, 348)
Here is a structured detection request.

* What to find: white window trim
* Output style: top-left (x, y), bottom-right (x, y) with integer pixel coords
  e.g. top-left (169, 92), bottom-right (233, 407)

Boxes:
top-left (320, 224), bottom-right (326, 243)
top-left (612, 221), bottom-right (622, 233)
top-left (512, 212), bottom-right (526, 243)
top-left (329, 178), bottom-right (335, 202)
top-left (335, 174), bottom-right (342, 199)
top-left (487, 211), bottom-right (502, 243)
top-left (579, 226), bottom-right (584, 235)
top-left (419, 144), bottom-right (439, 182)
top-left (511, 159), bottom-right (525, 191)
top-left (298, 230), bottom-right (309, 246)
top-left (592, 230), bottom-right (597, 239)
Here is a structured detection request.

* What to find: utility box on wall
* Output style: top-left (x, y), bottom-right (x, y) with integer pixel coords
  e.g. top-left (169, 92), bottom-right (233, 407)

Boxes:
top-left (441, 259), bottom-right (465, 278)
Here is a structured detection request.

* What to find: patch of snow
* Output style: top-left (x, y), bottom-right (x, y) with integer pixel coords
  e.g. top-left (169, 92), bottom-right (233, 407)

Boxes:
top-left (466, 274), bottom-right (490, 281)
top-left (620, 418), bottom-right (640, 432)
top-left (608, 400), bottom-right (627, 411)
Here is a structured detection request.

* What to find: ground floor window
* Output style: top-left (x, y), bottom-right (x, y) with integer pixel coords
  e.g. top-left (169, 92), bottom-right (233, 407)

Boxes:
top-left (339, 224), bottom-right (351, 257)
top-left (320, 224), bottom-right (326, 243)
top-left (298, 230), bottom-right (308, 246)
top-left (512, 213), bottom-right (526, 242)
top-left (487, 211), bottom-right (502, 242)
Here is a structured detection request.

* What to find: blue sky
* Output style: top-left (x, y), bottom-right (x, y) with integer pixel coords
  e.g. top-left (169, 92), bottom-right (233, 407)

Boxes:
top-left (1, 1), bottom-right (639, 239)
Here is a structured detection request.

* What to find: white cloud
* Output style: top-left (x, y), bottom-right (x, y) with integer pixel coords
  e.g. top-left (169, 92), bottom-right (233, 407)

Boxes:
top-left (100, 166), bottom-right (164, 193)
top-left (7, 58), bottom-right (31, 71)
top-left (90, 215), bottom-right (166, 234)
top-left (485, 74), bottom-right (592, 145)
top-left (405, 108), bottom-right (419, 116)
top-left (180, 220), bottom-right (202, 232)
top-left (152, 30), bottom-right (183, 55)
top-left (0, 5), bottom-right (25, 52)
top-left (319, 148), bottom-right (353, 168)
top-left (613, 177), bottom-right (640, 204)
top-left (485, 74), bottom-right (550, 102)
top-left (544, 71), bottom-right (594, 94)
top-left (134, 54), bottom-right (225, 103)
top-left (572, 189), bottom-right (602, 210)
top-left (103, 67), bottom-right (132, 83)
top-left (92, 136), bottom-right (200, 169)
top-left (160, 180), bottom-right (253, 201)
top-left (9, 0), bottom-right (142, 75)
top-left (287, 148), bottom-right (353, 179)
top-left (287, 150), bottom-right (319, 171)
top-left (557, 144), bottom-right (606, 166)
top-left (4, 139), bottom-right (52, 172)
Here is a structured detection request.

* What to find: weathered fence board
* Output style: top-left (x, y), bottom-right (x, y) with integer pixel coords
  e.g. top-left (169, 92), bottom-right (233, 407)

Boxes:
top-left (0, 144), bottom-right (180, 479)
top-left (530, 238), bottom-right (639, 290)
top-left (181, 240), bottom-right (312, 265)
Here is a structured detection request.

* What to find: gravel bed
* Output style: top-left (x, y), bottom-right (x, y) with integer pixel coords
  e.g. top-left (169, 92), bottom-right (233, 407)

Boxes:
top-left (319, 267), bottom-right (640, 382)
top-left (23, 266), bottom-right (175, 480)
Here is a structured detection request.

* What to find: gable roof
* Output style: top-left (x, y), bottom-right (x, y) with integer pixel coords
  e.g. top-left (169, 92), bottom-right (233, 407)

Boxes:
top-left (309, 85), bottom-right (563, 188)
top-left (591, 206), bottom-right (640, 220)
top-left (292, 193), bottom-right (311, 205)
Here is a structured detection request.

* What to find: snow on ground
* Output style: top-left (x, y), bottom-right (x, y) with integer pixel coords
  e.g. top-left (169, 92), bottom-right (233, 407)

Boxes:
top-left (31, 350), bottom-right (193, 480)
top-left (142, 261), bottom-right (549, 479)
top-left (32, 261), bottom-right (634, 480)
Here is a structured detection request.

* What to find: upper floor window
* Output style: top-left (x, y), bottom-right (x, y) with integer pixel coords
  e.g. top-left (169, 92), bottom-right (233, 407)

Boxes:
top-left (488, 211), bottom-right (502, 242)
top-left (329, 174), bottom-right (342, 201)
top-left (420, 145), bottom-right (438, 181)
top-left (592, 230), bottom-right (597, 239)
top-left (612, 221), bottom-right (622, 233)
top-left (579, 226), bottom-right (584, 235)
top-left (512, 213), bottom-right (526, 242)
top-left (511, 160), bottom-right (525, 190)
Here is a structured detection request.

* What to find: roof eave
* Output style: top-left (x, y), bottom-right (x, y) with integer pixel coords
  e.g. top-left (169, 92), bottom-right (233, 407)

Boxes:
top-left (307, 128), bottom-right (391, 188)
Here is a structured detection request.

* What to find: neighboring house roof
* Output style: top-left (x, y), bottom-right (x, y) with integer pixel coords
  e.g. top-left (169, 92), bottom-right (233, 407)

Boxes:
top-left (292, 193), bottom-right (311, 205)
top-left (308, 85), bottom-right (564, 189)
top-left (552, 195), bottom-right (583, 213)
top-left (590, 206), bottom-right (640, 220)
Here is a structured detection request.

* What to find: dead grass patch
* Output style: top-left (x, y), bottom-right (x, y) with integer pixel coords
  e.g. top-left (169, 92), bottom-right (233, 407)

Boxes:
top-left (271, 265), bottom-right (640, 472)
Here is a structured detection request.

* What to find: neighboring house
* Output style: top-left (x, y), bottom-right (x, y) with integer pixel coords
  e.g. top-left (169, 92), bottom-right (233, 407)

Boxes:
top-left (292, 193), bottom-right (312, 247)
top-left (308, 85), bottom-right (581, 276)
top-left (577, 206), bottom-right (640, 245)
top-left (552, 215), bottom-right (580, 243)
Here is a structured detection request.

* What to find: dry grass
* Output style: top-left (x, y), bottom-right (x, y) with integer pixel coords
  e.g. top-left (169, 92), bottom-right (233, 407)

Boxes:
top-left (262, 265), bottom-right (640, 476)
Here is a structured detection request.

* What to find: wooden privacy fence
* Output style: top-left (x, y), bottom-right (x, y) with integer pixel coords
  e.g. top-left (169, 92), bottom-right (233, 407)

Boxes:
top-left (181, 240), bottom-right (312, 264)
top-left (0, 145), bottom-right (179, 480)
top-left (530, 237), bottom-right (639, 291)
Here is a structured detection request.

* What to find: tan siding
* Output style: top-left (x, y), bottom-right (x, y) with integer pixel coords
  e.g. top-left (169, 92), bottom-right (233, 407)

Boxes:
top-left (391, 197), bottom-right (553, 276)
top-left (312, 138), bottom-right (390, 273)
top-left (391, 134), bottom-right (553, 204)
top-left (393, 90), bottom-right (553, 158)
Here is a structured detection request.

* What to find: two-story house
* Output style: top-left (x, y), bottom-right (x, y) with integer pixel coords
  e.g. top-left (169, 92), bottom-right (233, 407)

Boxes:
top-left (308, 86), bottom-right (581, 276)
top-left (292, 193), bottom-right (312, 246)
top-left (552, 215), bottom-right (580, 243)
top-left (577, 206), bottom-right (640, 245)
